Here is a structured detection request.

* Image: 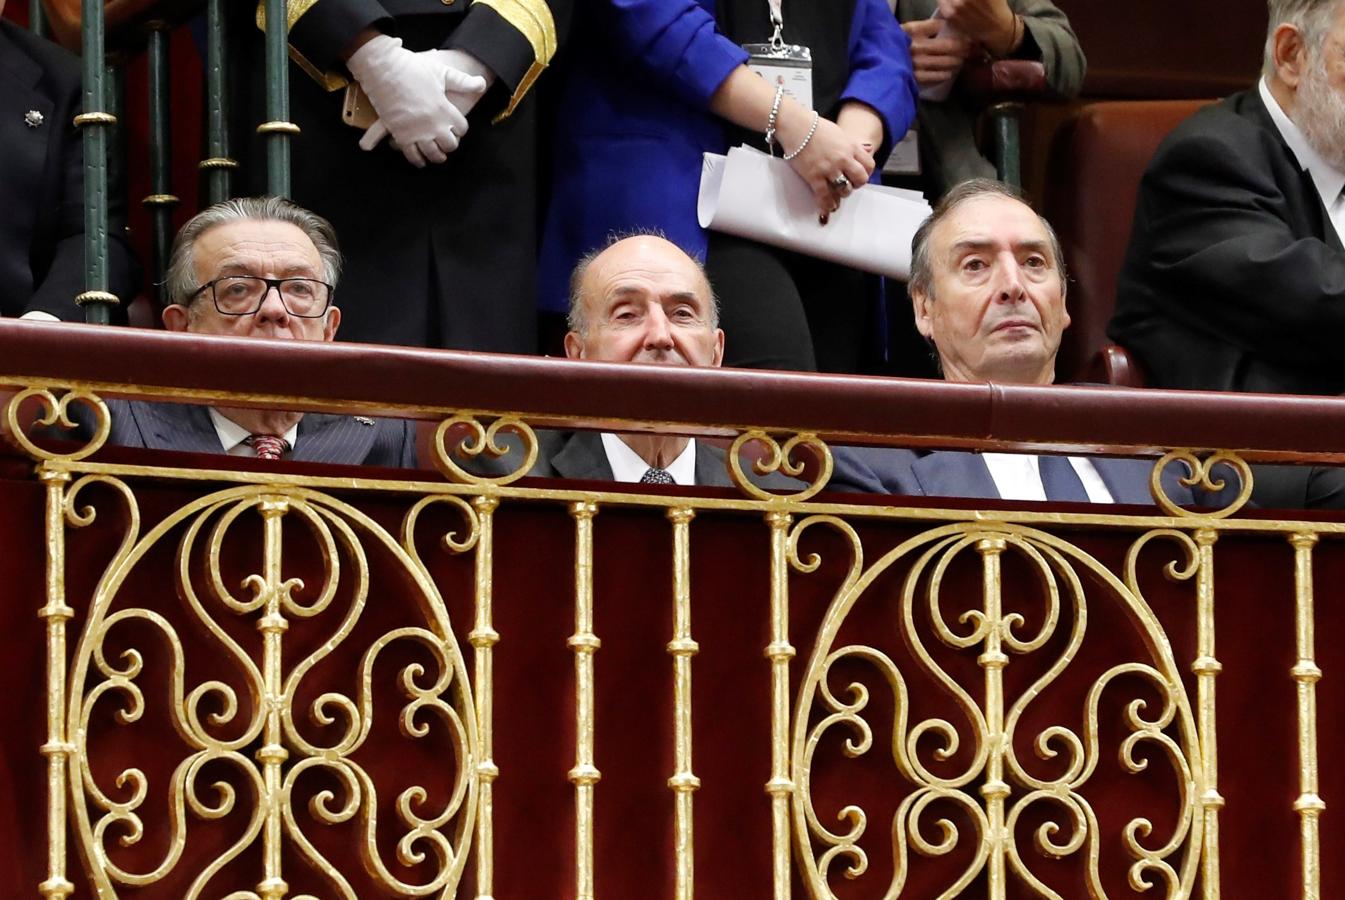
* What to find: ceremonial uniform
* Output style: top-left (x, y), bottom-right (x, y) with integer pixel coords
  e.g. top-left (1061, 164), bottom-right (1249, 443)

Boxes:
top-left (234, 0), bottom-right (569, 350)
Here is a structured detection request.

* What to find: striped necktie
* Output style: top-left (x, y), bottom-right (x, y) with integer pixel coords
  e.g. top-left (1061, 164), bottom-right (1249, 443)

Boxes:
top-left (245, 433), bottom-right (290, 461)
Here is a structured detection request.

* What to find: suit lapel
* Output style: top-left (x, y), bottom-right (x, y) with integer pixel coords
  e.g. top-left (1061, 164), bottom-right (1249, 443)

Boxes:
top-left (293, 414), bottom-right (376, 465)
top-left (694, 443), bottom-right (731, 487)
top-left (128, 402), bottom-right (226, 454)
top-left (550, 432), bottom-right (616, 480)
top-left (1092, 457), bottom-right (1164, 505)
top-left (911, 451), bottom-right (1001, 500)
top-left (1244, 88), bottom-right (1343, 250)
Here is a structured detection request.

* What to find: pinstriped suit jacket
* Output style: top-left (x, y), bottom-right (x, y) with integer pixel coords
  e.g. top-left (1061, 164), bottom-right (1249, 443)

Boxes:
top-left (100, 399), bottom-right (417, 468)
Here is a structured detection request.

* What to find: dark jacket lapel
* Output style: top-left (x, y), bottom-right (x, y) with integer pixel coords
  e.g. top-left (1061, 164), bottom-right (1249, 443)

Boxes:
top-left (292, 414), bottom-right (377, 465)
top-left (549, 432), bottom-right (617, 481)
top-left (911, 451), bottom-right (1001, 500)
top-left (1241, 88), bottom-right (1343, 251)
top-left (123, 401), bottom-right (226, 454)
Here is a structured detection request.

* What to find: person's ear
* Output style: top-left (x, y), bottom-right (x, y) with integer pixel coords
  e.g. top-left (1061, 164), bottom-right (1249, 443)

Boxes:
top-left (322, 307), bottom-right (341, 341)
top-left (563, 331), bottom-right (585, 359)
top-left (911, 287), bottom-right (935, 341)
top-left (710, 328), bottom-right (725, 367)
top-left (1273, 23), bottom-right (1308, 89)
top-left (162, 303), bottom-right (189, 332)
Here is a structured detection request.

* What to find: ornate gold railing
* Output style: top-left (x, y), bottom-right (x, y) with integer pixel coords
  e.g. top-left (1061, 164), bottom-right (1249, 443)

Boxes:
top-left (1, 321), bottom-right (1340, 898)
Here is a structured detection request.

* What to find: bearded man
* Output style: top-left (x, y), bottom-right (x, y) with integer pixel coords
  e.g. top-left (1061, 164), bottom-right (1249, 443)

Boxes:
top-left (1109, 0), bottom-right (1345, 508)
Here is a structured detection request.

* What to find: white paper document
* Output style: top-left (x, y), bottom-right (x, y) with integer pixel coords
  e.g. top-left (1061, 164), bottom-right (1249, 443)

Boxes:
top-left (698, 146), bottom-right (932, 280)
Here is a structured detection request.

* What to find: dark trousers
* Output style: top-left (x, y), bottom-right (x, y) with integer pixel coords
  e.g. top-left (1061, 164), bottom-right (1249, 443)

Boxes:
top-left (706, 232), bottom-right (871, 373)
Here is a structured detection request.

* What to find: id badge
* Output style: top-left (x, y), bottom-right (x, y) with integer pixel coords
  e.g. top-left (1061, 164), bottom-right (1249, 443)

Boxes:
top-left (883, 127), bottom-right (921, 176)
top-left (743, 42), bottom-right (813, 111)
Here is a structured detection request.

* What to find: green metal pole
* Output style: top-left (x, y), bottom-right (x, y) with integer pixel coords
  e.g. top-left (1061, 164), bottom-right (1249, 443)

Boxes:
top-left (261, 0), bottom-right (293, 197)
top-left (988, 102), bottom-right (1023, 190)
top-left (202, 0), bottom-right (236, 204)
top-left (28, 0), bottom-right (47, 37)
top-left (77, 0), bottom-right (117, 324)
top-left (144, 22), bottom-right (178, 308)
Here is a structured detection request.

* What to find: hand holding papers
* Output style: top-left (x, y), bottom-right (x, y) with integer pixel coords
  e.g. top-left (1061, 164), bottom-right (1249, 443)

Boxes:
top-left (698, 146), bottom-right (932, 280)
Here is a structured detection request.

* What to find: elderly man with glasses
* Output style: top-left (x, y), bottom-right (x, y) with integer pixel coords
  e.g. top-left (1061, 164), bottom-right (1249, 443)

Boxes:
top-left (90, 196), bottom-right (416, 466)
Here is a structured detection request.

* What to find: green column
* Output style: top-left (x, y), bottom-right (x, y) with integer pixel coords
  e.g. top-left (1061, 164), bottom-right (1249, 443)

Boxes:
top-left (987, 102), bottom-right (1023, 190)
top-left (144, 22), bottom-right (178, 307)
top-left (262, 0), bottom-right (294, 197)
top-left (28, 0), bottom-right (46, 37)
top-left (78, 0), bottom-right (117, 324)
top-left (202, 0), bottom-right (236, 205)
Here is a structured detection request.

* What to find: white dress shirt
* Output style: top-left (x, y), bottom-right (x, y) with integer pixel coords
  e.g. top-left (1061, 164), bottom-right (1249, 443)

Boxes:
top-left (1260, 76), bottom-right (1345, 245)
top-left (207, 407), bottom-right (300, 457)
top-left (600, 432), bottom-right (698, 485)
top-left (981, 453), bottom-right (1115, 503)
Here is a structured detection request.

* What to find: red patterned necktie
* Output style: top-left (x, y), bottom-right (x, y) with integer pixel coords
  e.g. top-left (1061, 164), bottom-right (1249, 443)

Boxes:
top-left (245, 433), bottom-right (290, 461)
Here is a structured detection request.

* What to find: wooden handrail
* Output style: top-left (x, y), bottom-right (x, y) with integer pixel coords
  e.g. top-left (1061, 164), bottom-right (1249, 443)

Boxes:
top-left (4, 320), bottom-right (1345, 462)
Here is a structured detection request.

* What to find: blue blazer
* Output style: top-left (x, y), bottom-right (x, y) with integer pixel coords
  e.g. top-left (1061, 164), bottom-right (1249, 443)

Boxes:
top-left (537, 0), bottom-right (916, 313)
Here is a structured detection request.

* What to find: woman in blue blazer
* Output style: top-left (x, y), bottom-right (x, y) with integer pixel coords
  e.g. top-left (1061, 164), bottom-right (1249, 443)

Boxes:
top-left (537, 0), bottom-right (917, 369)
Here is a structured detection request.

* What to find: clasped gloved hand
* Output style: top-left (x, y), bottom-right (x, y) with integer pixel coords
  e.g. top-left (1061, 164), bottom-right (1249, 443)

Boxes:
top-left (346, 34), bottom-right (488, 167)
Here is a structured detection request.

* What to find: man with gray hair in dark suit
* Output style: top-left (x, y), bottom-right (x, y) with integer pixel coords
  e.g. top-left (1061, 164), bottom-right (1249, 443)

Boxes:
top-left (88, 197), bottom-right (415, 466)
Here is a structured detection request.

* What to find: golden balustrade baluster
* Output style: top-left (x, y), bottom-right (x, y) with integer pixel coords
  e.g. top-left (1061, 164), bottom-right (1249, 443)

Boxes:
top-left (1193, 527), bottom-right (1224, 898)
top-left (472, 494), bottom-right (502, 900)
top-left (977, 535), bottom-right (1011, 898)
top-left (667, 507), bottom-right (700, 899)
top-left (764, 510), bottom-right (795, 900)
top-left (568, 501), bottom-right (601, 900)
top-left (39, 468), bottom-right (75, 900)
top-left (1290, 532), bottom-right (1324, 900)
top-left (255, 496), bottom-right (292, 900)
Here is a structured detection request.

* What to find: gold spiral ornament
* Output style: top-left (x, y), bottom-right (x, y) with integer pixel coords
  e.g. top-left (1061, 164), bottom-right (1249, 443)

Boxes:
top-left (432, 414), bottom-right (539, 485)
top-left (5, 387), bottom-right (110, 461)
top-left (1149, 449), bottom-right (1253, 519)
top-left (728, 429), bottom-right (833, 501)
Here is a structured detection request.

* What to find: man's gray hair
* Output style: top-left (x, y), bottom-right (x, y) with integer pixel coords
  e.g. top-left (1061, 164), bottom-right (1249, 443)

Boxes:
top-left (163, 196), bottom-right (342, 307)
top-left (908, 178), bottom-right (1067, 302)
top-left (1264, 0), bottom-right (1341, 76)
top-left (566, 229), bottom-right (720, 334)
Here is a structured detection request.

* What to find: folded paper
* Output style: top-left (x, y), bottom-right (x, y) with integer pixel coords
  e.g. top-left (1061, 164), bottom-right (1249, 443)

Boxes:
top-left (698, 146), bottom-right (932, 280)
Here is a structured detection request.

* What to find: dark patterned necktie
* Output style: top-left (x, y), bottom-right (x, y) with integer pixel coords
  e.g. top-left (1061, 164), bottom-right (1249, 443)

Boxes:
top-left (1039, 455), bottom-right (1089, 502)
top-left (640, 466), bottom-right (675, 485)
top-left (245, 433), bottom-right (291, 461)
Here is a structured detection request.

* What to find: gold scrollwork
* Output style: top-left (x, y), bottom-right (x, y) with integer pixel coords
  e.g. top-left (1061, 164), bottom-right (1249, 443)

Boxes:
top-left (791, 523), bottom-right (1202, 898)
top-left (63, 485), bottom-right (478, 897)
top-left (1150, 449), bottom-right (1253, 519)
top-left (5, 387), bottom-right (110, 461)
top-left (729, 429), bottom-right (833, 501)
top-left (432, 414), bottom-right (539, 486)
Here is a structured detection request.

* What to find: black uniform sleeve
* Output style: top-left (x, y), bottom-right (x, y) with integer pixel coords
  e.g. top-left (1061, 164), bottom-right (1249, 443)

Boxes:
top-left (446, 0), bottom-right (570, 119)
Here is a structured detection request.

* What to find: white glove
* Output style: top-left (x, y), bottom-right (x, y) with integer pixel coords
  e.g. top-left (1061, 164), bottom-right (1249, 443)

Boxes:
top-left (346, 34), bottom-right (487, 167)
top-left (423, 48), bottom-right (496, 118)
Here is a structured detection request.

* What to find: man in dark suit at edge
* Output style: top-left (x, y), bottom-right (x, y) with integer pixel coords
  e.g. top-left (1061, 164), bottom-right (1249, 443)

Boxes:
top-left (87, 197), bottom-right (415, 466)
top-left (836, 179), bottom-right (1224, 506)
top-left (1109, 0), bottom-right (1345, 508)
top-left (0, 1), bottom-right (134, 321)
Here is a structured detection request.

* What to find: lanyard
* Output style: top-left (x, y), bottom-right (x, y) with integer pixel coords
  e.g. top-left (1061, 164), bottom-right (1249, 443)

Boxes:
top-left (767, 0), bottom-right (785, 50)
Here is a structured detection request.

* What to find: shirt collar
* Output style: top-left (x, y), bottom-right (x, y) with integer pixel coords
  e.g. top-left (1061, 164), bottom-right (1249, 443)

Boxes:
top-left (1260, 76), bottom-right (1345, 205)
top-left (600, 432), bottom-right (698, 484)
top-left (207, 407), bottom-right (299, 455)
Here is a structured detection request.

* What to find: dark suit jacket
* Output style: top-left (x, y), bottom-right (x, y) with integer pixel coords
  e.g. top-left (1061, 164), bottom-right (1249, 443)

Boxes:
top-left (526, 431), bottom-right (804, 490)
top-left (1110, 87), bottom-right (1345, 396)
top-left (832, 446), bottom-right (1224, 507)
top-left (99, 400), bottom-right (416, 467)
top-left (0, 19), bottom-right (134, 320)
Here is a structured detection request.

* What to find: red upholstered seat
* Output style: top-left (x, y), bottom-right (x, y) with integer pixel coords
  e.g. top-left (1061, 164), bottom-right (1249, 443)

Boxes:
top-left (1046, 100), bottom-right (1212, 385)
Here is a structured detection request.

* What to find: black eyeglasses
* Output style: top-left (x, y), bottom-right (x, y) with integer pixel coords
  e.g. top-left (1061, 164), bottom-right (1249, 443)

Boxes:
top-left (189, 276), bottom-right (334, 318)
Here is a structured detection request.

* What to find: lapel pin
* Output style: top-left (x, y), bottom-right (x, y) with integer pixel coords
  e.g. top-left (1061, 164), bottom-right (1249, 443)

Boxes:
top-left (354, 416), bottom-right (375, 426)
top-left (24, 110), bottom-right (44, 128)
